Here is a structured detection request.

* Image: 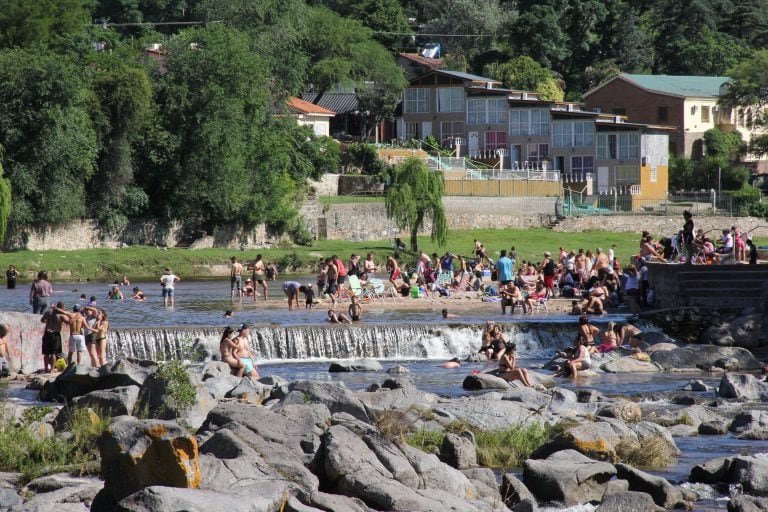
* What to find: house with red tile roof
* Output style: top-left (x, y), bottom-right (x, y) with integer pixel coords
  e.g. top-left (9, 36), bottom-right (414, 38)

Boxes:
top-left (287, 97), bottom-right (336, 137)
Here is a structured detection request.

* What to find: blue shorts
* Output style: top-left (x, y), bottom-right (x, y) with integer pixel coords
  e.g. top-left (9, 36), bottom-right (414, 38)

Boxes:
top-left (162, 288), bottom-right (174, 298)
top-left (240, 357), bottom-right (254, 374)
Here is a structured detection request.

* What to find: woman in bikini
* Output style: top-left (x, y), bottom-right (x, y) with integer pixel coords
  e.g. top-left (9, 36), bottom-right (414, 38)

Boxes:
top-left (498, 342), bottom-right (532, 386)
top-left (219, 326), bottom-right (244, 377)
top-left (597, 321), bottom-right (619, 353)
top-left (93, 310), bottom-right (110, 367)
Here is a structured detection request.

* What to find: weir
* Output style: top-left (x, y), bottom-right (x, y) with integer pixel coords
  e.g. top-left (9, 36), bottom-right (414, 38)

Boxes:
top-left (107, 322), bottom-right (579, 362)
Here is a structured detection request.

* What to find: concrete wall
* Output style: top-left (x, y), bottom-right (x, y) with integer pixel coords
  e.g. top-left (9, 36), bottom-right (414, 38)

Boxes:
top-left (553, 214), bottom-right (768, 238)
top-left (443, 180), bottom-right (561, 197)
top-left (0, 311), bottom-right (47, 373)
top-left (308, 174), bottom-right (340, 196)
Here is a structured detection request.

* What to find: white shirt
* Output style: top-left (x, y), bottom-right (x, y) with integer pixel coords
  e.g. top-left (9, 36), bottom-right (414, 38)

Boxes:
top-left (160, 274), bottom-right (178, 290)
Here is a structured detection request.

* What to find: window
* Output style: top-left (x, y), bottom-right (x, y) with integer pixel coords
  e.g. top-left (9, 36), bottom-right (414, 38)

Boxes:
top-left (615, 166), bottom-right (640, 188)
top-left (438, 87), bottom-right (464, 113)
top-left (440, 121), bottom-right (464, 145)
top-left (530, 109), bottom-right (549, 135)
top-left (571, 156), bottom-right (594, 176)
top-left (526, 143), bottom-right (548, 163)
top-left (573, 121), bottom-right (594, 147)
top-left (510, 110), bottom-right (529, 135)
top-left (612, 108), bottom-right (626, 116)
top-left (487, 98), bottom-right (508, 124)
top-left (657, 106), bottom-right (668, 123)
top-left (467, 99), bottom-right (484, 125)
top-left (404, 88), bottom-right (429, 113)
top-left (650, 166), bottom-right (657, 183)
top-left (618, 133), bottom-right (639, 159)
top-left (485, 131), bottom-right (506, 150)
top-left (701, 106), bottom-right (710, 123)
top-left (552, 123), bottom-right (572, 148)
top-left (405, 122), bottom-right (419, 140)
top-left (597, 134), bottom-right (616, 159)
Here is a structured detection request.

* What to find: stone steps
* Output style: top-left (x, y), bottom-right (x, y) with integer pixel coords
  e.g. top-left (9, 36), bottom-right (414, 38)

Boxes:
top-left (679, 280), bottom-right (764, 290)
top-left (683, 287), bottom-right (764, 298)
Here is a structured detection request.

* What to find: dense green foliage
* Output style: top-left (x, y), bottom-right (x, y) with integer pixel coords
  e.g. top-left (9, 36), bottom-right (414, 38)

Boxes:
top-left (385, 157), bottom-right (447, 251)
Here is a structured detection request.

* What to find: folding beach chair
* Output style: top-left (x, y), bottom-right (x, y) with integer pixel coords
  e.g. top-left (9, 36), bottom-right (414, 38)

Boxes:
top-left (365, 278), bottom-right (387, 301)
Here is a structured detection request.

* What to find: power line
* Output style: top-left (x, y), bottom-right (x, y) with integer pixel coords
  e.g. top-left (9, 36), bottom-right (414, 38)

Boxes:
top-left (373, 31), bottom-right (494, 38)
top-left (96, 20), bottom-right (222, 27)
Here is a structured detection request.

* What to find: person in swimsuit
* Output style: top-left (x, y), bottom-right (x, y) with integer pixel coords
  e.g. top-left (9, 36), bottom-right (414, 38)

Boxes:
top-left (568, 338), bottom-right (592, 378)
top-left (364, 253), bottom-right (376, 279)
top-left (478, 321), bottom-right (495, 359)
top-left (283, 281), bottom-right (301, 310)
top-left (232, 324), bottom-right (258, 379)
top-left (498, 342), bottom-right (532, 386)
top-left (348, 296), bottom-right (362, 322)
top-left (324, 258), bottom-right (338, 307)
top-left (6, 265), bottom-right (18, 290)
top-left (489, 326), bottom-right (507, 360)
top-left (56, 304), bottom-right (87, 366)
top-left (0, 324), bottom-right (11, 367)
top-left (597, 321), bottom-right (619, 353)
top-left (82, 306), bottom-right (100, 366)
top-left (302, 285), bottom-right (315, 309)
top-left (107, 284), bottom-right (124, 300)
top-left (30, 270), bottom-right (53, 314)
top-left (327, 309), bottom-right (352, 324)
top-left (442, 357), bottom-right (461, 369)
top-left (249, 254), bottom-right (268, 301)
top-left (386, 255), bottom-right (400, 289)
top-left (131, 287), bottom-right (146, 301)
top-left (230, 256), bottom-right (244, 300)
top-left (40, 302), bottom-right (67, 372)
top-left (219, 326), bottom-right (244, 377)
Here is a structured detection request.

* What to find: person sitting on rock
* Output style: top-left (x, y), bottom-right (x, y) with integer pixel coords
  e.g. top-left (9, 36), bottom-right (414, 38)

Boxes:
top-left (597, 321), bottom-right (620, 353)
top-left (489, 325), bottom-right (507, 360)
top-left (497, 342), bottom-right (532, 386)
top-left (567, 338), bottom-right (592, 378)
top-left (478, 321), bottom-right (495, 359)
top-left (327, 309), bottom-right (351, 324)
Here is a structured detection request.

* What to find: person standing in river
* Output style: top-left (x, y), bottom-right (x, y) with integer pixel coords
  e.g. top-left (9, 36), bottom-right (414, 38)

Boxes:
top-left (230, 256), bottom-right (244, 300)
top-left (40, 302), bottom-right (67, 372)
top-left (30, 271), bottom-right (53, 314)
top-left (249, 254), bottom-right (268, 301)
top-left (6, 265), bottom-right (19, 289)
top-left (160, 268), bottom-right (180, 307)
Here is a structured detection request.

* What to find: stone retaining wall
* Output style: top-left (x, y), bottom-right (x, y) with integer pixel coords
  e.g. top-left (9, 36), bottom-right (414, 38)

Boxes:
top-left (554, 215), bottom-right (768, 237)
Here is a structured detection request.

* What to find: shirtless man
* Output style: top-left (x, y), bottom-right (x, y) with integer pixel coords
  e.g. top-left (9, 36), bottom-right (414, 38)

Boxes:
top-left (232, 324), bottom-right (259, 379)
top-left (249, 255), bottom-right (268, 301)
top-left (364, 253), bottom-right (376, 279)
top-left (230, 256), bottom-right (244, 300)
top-left (594, 248), bottom-right (611, 279)
top-left (385, 255), bottom-right (400, 289)
top-left (348, 296), bottom-right (362, 322)
top-left (41, 302), bottom-right (68, 372)
top-left (56, 304), bottom-right (88, 366)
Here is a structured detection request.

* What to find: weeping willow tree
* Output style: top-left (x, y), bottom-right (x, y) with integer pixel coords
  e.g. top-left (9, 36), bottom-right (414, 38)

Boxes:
top-left (0, 147), bottom-right (10, 245)
top-left (385, 157), bottom-right (447, 251)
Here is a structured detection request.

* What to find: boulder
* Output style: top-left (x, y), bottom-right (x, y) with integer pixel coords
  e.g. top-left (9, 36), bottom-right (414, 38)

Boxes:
top-left (730, 410), bottom-right (768, 436)
top-left (357, 383), bottom-right (439, 414)
top-left (434, 397), bottom-right (547, 430)
top-left (501, 472), bottom-right (538, 512)
top-left (651, 346), bottom-right (760, 371)
top-left (728, 494), bottom-right (768, 512)
top-left (596, 491), bottom-right (657, 512)
top-left (683, 380), bottom-right (710, 392)
top-left (303, 491), bottom-right (376, 512)
top-left (596, 399), bottom-right (642, 423)
top-left (522, 449), bottom-right (617, 506)
top-left (112, 485), bottom-right (289, 512)
top-left (690, 455), bottom-right (768, 496)
top-left (600, 357), bottom-right (661, 373)
top-left (201, 361), bottom-right (233, 381)
top-left (615, 463), bottom-right (686, 508)
top-left (134, 371), bottom-right (217, 430)
top-left (629, 421), bottom-right (680, 457)
top-left (701, 313), bottom-right (765, 349)
top-left (533, 421), bottom-right (623, 461)
top-left (462, 373), bottom-right (512, 391)
top-left (698, 420), bottom-right (729, 435)
top-left (328, 358), bottom-right (383, 372)
top-left (224, 377), bottom-right (273, 404)
top-left (14, 473), bottom-right (102, 511)
top-left (577, 389), bottom-right (605, 403)
top-left (289, 380), bottom-right (370, 422)
top-left (440, 432), bottom-right (477, 469)
top-left (503, 387), bottom-right (552, 409)
top-left (714, 357), bottom-right (741, 371)
top-left (386, 365), bottom-right (410, 374)
top-left (202, 374), bottom-right (241, 399)
top-left (718, 373), bottom-right (768, 401)
top-left (551, 387), bottom-right (578, 402)
top-left (39, 364), bottom-right (100, 401)
top-left (0, 487), bottom-right (21, 510)
top-left (94, 418), bottom-right (200, 510)
top-left (690, 456), bottom-right (734, 484)
top-left (53, 385), bottom-right (140, 430)
top-left (461, 468), bottom-right (503, 506)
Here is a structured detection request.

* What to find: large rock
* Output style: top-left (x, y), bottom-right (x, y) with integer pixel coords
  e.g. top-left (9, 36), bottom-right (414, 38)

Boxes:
top-left (224, 377), bottom-right (273, 404)
top-left (728, 494), bottom-right (768, 512)
top-left (356, 383), bottom-right (439, 414)
top-left (718, 373), bottom-right (768, 400)
top-left (329, 358), bottom-right (383, 372)
top-left (651, 346), bottom-right (760, 371)
top-left (522, 449), bottom-right (617, 506)
top-left (532, 422), bottom-right (625, 461)
top-left (701, 313), bottom-right (765, 349)
top-left (434, 397), bottom-right (548, 430)
top-left (462, 373), bottom-right (512, 390)
top-left (201, 374), bottom-right (241, 400)
top-left (112, 485), bottom-right (289, 512)
top-left (134, 371), bottom-right (217, 430)
top-left (615, 463), bottom-right (686, 508)
top-left (501, 472), bottom-right (538, 512)
top-left (53, 385), bottom-right (140, 430)
top-left (601, 357), bottom-right (661, 373)
top-left (690, 455), bottom-right (768, 496)
top-left (629, 421), bottom-right (681, 457)
top-left (289, 380), bottom-right (370, 422)
top-left (596, 399), bottom-right (642, 423)
top-left (94, 418), bottom-right (200, 510)
top-left (440, 432), bottom-right (477, 469)
top-left (730, 410), bottom-right (768, 439)
top-left (596, 491), bottom-right (657, 512)
top-left (14, 473), bottom-right (102, 511)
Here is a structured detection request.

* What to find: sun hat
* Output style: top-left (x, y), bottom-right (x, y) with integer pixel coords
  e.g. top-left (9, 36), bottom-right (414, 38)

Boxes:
top-left (544, 251), bottom-right (551, 257)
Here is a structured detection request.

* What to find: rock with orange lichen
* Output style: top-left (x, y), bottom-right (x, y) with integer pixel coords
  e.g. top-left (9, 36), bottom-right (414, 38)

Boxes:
top-left (92, 418), bottom-right (200, 511)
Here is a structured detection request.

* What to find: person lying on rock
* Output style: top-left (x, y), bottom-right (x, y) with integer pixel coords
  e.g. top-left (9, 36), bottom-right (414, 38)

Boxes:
top-left (498, 342), bottom-right (532, 386)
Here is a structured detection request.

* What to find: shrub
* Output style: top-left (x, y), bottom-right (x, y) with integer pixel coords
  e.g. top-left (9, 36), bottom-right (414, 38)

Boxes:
top-left (615, 435), bottom-right (675, 467)
top-left (155, 361), bottom-right (197, 415)
top-left (374, 409), bottom-right (413, 443)
top-left (405, 429), bottom-right (444, 454)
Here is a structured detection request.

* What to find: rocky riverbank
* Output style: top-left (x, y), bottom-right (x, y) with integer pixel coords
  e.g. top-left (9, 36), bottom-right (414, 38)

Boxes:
top-left (2, 341), bottom-right (768, 512)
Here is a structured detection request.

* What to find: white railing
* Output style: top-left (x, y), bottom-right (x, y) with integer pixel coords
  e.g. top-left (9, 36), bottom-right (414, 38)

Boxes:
top-left (427, 156), bottom-right (466, 170)
top-left (462, 169), bottom-right (561, 181)
top-left (562, 172), bottom-right (594, 183)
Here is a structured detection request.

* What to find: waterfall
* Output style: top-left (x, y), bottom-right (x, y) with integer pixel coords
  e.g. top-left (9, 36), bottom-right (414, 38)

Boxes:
top-left (107, 322), bottom-right (579, 363)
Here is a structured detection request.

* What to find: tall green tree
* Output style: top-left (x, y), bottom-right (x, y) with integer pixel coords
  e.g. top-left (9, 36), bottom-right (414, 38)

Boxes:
top-left (0, 47), bottom-right (97, 227)
top-left (0, 147), bottom-right (11, 245)
top-left (385, 157), bottom-right (447, 252)
top-left (0, 0), bottom-right (92, 48)
top-left (487, 56), bottom-right (564, 101)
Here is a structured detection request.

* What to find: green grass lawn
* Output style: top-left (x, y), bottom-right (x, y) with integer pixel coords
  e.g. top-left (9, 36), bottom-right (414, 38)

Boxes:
top-left (318, 195), bottom-right (385, 205)
top-left (1, 228), bottom-right (763, 282)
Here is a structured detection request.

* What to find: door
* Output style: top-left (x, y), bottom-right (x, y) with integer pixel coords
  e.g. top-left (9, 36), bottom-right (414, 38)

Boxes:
top-left (597, 166), bottom-right (609, 194)
top-left (468, 131), bottom-right (479, 155)
top-left (421, 121), bottom-right (432, 138)
top-left (510, 145), bottom-right (521, 169)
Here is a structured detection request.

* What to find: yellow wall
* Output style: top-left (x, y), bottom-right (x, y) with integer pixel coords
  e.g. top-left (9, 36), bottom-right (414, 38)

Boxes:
top-left (444, 179), bottom-right (562, 197)
top-left (639, 164), bottom-right (668, 197)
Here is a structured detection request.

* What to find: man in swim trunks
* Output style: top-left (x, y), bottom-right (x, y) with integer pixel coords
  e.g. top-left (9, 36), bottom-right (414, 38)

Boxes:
top-left (348, 296), bottom-right (362, 322)
top-left (386, 255), bottom-right (400, 289)
top-left (249, 254), bottom-right (268, 301)
top-left (230, 256), bottom-right (243, 299)
top-left (41, 302), bottom-right (68, 372)
top-left (54, 303), bottom-right (88, 366)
